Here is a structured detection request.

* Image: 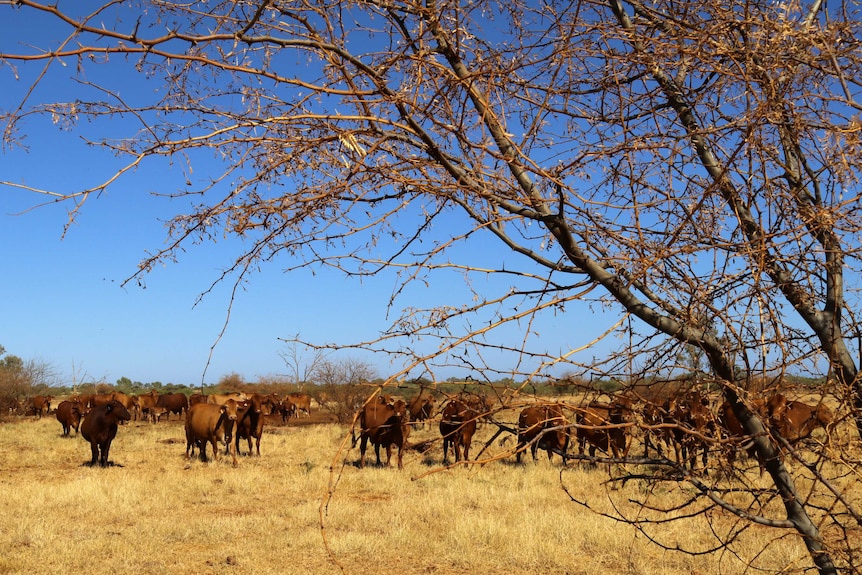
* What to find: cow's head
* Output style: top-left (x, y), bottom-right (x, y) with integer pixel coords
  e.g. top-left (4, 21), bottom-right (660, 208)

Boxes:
top-left (221, 399), bottom-right (240, 421)
top-left (107, 400), bottom-right (132, 422)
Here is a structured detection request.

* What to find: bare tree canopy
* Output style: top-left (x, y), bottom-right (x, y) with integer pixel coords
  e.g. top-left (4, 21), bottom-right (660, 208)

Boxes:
top-left (2, 1), bottom-right (862, 573)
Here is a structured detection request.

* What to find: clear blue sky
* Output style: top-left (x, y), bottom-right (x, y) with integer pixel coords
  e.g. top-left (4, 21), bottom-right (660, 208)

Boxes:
top-left (0, 4), bottom-right (618, 388)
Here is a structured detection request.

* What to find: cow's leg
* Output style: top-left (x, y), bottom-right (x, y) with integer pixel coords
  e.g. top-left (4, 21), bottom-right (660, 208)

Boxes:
top-left (228, 438), bottom-right (237, 466)
top-left (516, 433), bottom-right (525, 463)
top-left (100, 441), bottom-right (110, 467)
top-left (359, 434), bottom-right (368, 468)
top-left (374, 442), bottom-right (383, 466)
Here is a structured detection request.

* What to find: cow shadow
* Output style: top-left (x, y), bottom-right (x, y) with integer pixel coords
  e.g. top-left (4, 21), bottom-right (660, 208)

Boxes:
top-left (81, 461), bottom-right (124, 468)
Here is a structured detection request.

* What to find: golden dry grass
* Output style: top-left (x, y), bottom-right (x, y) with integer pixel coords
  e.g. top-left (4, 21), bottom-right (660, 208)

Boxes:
top-left (0, 410), bottom-right (857, 575)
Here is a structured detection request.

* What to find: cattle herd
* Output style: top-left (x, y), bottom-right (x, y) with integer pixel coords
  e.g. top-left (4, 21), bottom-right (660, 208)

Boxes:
top-left (350, 387), bottom-right (836, 474)
top-left (10, 386), bottom-right (838, 473)
top-left (8, 390), bottom-right (310, 467)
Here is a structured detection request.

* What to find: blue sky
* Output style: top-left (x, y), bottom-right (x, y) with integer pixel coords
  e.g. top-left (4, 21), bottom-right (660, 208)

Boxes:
top-left (0, 4), bottom-right (621, 388)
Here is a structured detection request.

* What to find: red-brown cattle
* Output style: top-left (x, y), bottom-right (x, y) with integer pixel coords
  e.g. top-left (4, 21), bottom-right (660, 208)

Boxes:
top-left (766, 394), bottom-right (833, 445)
top-left (286, 392), bottom-right (312, 417)
top-left (717, 396), bottom-right (788, 470)
top-left (516, 404), bottom-right (569, 464)
top-left (149, 405), bottom-right (169, 423)
top-left (70, 394), bottom-right (91, 412)
top-left (666, 390), bottom-right (715, 473)
top-left (188, 393), bottom-right (207, 408)
top-left (110, 391), bottom-right (136, 410)
top-left (575, 397), bottom-right (634, 460)
top-left (185, 400), bottom-right (240, 465)
top-left (206, 392), bottom-right (247, 406)
top-left (354, 397), bottom-right (411, 469)
top-left (0, 395), bottom-right (20, 415)
top-left (459, 391), bottom-right (491, 421)
top-left (279, 398), bottom-right (297, 422)
top-left (408, 391), bottom-right (435, 428)
top-left (439, 399), bottom-right (478, 464)
top-left (156, 393), bottom-right (189, 420)
top-left (55, 399), bottom-right (85, 437)
top-left (108, 392), bottom-right (136, 425)
top-left (30, 395), bottom-right (53, 419)
top-left (89, 394), bottom-right (114, 409)
top-left (80, 400), bottom-right (132, 467)
top-left (641, 400), bottom-right (672, 459)
top-left (234, 394), bottom-right (278, 456)
top-left (135, 391), bottom-right (160, 422)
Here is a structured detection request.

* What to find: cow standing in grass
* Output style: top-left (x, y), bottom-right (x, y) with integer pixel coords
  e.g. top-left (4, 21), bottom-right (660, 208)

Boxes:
top-left (439, 399), bottom-right (478, 464)
top-left (185, 400), bottom-right (240, 465)
top-left (516, 404), bottom-right (569, 464)
top-left (80, 400), bottom-right (132, 467)
top-left (354, 397), bottom-right (411, 469)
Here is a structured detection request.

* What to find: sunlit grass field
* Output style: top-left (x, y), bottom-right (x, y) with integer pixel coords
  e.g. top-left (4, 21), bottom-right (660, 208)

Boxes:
top-left (0, 407), bottom-right (855, 575)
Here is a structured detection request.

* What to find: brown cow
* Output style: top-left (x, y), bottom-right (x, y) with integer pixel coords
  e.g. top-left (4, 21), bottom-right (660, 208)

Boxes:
top-left (149, 405), bottom-right (169, 423)
top-left (109, 392), bottom-right (136, 425)
top-left (0, 395), bottom-right (20, 415)
top-left (156, 393), bottom-right (189, 420)
top-left (89, 394), bottom-right (114, 408)
top-left (575, 397), bottom-right (634, 460)
top-left (279, 397), bottom-right (297, 422)
top-left (641, 400), bottom-right (672, 459)
top-left (286, 392), bottom-right (312, 417)
top-left (185, 400), bottom-right (240, 465)
top-left (110, 391), bottom-right (136, 410)
top-left (408, 391), bottom-right (435, 428)
top-left (80, 400), bottom-right (132, 467)
top-left (439, 399), bottom-right (478, 464)
top-left (206, 392), bottom-right (247, 406)
top-left (666, 390), bottom-right (715, 473)
top-left (55, 400), bottom-right (85, 437)
top-left (135, 391), bottom-right (160, 422)
top-left (70, 394), bottom-right (91, 412)
top-left (354, 398), bottom-right (411, 469)
top-left (717, 396), bottom-right (793, 470)
top-left (766, 394), bottom-right (833, 445)
top-left (30, 395), bottom-right (53, 419)
top-left (516, 404), bottom-right (569, 464)
top-left (459, 391), bottom-right (491, 421)
top-left (234, 394), bottom-right (278, 456)
top-left (188, 393), bottom-right (207, 408)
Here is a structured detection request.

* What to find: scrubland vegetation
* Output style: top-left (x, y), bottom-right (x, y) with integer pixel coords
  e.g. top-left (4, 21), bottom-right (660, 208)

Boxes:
top-left (1, 405), bottom-right (856, 575)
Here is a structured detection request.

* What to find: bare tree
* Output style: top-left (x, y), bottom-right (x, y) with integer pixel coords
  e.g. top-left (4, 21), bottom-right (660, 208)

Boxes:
top-left (278, 340), bottom-right (327, 388)
top-left (311, 356), bottom-right (378, 423)
top-left (2, 1), bottom-right (861, 572)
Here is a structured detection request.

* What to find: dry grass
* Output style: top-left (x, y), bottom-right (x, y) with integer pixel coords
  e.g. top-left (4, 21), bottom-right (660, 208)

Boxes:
top-left (0, 411), bottom-right (856, 575)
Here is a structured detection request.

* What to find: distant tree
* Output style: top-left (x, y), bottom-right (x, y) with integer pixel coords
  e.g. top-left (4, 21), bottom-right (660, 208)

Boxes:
top-left (115, 377), bottom-right (134, 394)
top-left (311, 357), bottom-right (378, 423)
top-left (278, 341), bottom-right (327, 389)
top-left (0, 351), bottom-right (26, 401)
top-left (216, 372), bottom-right (245, 390)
